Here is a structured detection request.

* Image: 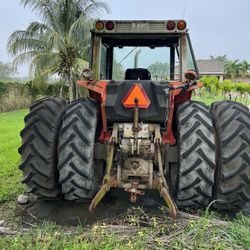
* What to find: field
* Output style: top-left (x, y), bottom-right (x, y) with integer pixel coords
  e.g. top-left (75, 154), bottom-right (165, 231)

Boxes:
top-left (192, 95), bottom-right (250, 106)
top-left (0, 110), bottom-right (27, 203)
top-left (0, 100), bottom-right (249, 249)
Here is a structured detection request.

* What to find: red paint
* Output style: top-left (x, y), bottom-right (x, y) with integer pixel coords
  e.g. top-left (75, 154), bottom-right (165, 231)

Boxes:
top-left (77, 80), bottom-right (108, 139)
top-left (77, 80), bottom-right (202, 145)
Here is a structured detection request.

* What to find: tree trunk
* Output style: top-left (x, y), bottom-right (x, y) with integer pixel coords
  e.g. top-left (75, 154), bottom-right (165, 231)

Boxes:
top-left (75, 84), bottom-right (79, 99)
top-left (72, 80), bottom-right (77, 100)
top-left (67, 77), bottom-right (73, 102)
top-left (59, 81), bottom-right (63, 98)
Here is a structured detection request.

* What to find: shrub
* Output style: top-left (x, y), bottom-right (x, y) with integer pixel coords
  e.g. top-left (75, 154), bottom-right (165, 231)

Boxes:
top-left (200, 76), bottom-right (219, 95)
top-left (219, 80), bottom-right (234, 95)
top-left (0, 81), bottom-right (31, 112)
top-left (0, 79), bottom-right (88, 112)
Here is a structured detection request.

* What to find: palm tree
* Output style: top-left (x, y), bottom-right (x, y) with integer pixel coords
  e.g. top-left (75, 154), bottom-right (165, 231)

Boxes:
top-left (7, 0), bottom-right (110, 101)
top-left (224, 60), bottom-right (240, 80)
top-left (210, 55), bottom-right (227, 62)
top-left (112, 59), bottom-right (125, 80)
top-left (239, 60), bottom-right (250, 81)
top-left (148, 62), bottom-right (170, 80)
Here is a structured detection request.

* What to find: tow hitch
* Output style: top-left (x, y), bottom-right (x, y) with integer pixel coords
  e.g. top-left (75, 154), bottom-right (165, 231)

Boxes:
top-left (89, 100), bottom-right (178, 218)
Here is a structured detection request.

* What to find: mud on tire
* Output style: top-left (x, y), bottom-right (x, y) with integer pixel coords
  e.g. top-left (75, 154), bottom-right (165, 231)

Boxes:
top-left (57, 98), bottom-right (99, 201)
top-left (175, 101), bottom-right (216, 208)
top-left (211, 101), bottom-right (250, 211)
top-left (19, 97), bottom-right (66, 198)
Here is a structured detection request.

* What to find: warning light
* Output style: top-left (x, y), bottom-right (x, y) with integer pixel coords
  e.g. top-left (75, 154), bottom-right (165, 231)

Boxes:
top-left (177, 20), bottom-right (186, 30)
top-left (95, 21), bottom-right (104, 31)
top-left (122, 83), bottom-right (151, 109)
top-left (105, 21), bottom-right (115, 30)
top-left (166, 21), bottom-right (176, 31)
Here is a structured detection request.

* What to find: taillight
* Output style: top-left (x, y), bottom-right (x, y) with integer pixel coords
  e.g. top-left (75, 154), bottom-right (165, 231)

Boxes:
top-left (105, 21), bottom-right (115, 31)
top-left (95, 21), bottom-right (104, 31)
top-left (177, 20), bottom-right (186, 30)
top-left (166, 21), bottom-right (176, 31)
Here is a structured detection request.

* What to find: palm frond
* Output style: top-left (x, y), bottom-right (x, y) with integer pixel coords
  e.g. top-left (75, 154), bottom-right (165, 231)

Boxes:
top-left (31, 51), bottom-right (59, 76)
top-left (68, 15), bottom-right (92, 46)
top-left (78, 0), bottom-right (110, 16)
top-left (7, 30), bottom-right (47, 56)
top-left (26, 21), bottom-right (51, 35)
top-left (83, 1), bottom-right (110, 19)
top-left (12, 51), bottom-right (38, 68)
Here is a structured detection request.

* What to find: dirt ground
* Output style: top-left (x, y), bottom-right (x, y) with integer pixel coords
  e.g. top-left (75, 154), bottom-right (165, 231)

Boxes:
top-left (1, 189), bottom-right (167, 230)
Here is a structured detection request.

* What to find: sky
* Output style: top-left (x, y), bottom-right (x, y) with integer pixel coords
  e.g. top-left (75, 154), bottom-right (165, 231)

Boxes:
top-left (0, 0), bottom-right (249, 76)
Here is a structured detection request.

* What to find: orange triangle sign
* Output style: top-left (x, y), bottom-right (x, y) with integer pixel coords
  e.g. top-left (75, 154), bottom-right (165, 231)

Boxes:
top-left (122, 83), bottom-right (151, 109)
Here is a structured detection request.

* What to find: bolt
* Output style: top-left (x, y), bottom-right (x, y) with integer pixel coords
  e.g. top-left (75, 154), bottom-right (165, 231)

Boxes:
top-left (132, 162), bottom-right (139, 170)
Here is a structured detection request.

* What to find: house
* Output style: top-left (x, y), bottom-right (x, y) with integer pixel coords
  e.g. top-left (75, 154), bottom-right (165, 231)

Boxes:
top-left (174, 59), bottom-right (225, 81)
top-left (196, 59), bottom-right (225, 81)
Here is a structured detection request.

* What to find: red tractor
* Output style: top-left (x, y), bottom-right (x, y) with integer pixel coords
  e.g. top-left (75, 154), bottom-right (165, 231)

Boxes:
top-left (19, 20), bottom-right (250, 217)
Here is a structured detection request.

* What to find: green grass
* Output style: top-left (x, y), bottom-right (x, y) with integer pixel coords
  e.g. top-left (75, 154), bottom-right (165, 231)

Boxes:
top-left (0, 109), bottom-right (28, 202)
top-left (0, 222), bottom-right (147, 250)
top-left (0, 211), bottom-right (249, 249)
top-left (192, 94), bottom-right (250, 106)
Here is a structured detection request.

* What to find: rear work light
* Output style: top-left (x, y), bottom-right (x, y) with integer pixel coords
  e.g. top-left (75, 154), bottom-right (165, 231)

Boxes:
top-left (177, 20), bottom-right (186, 30)
top-left (123, 83), bottom-right (151, 109)
top-left (166, 20), bottom-right (176, 31)
top-left (105, 21), bottom-right (115, 31)
top-left (95, 21), bottom-right (104, 31)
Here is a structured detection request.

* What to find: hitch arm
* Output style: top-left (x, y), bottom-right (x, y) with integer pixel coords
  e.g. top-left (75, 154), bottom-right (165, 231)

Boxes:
top-left (89, 125), bottom-right (118, 212)
top-left (155, 141), bottom-right (178, 219)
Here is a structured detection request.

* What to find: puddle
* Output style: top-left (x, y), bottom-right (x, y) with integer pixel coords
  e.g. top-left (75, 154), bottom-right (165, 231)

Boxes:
top-left (27, 189), bottom-right (166, 226)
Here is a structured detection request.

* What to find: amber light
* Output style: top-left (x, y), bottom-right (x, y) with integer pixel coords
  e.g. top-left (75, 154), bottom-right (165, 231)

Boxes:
top-left (166, 21), bottom-right (176, 31)
top-left (177, 20), bottom-right (186, 30)
top-left (123, 83), bottom-right (151, 109)
top-left (95, 21), bottom-right (104, 30)
top-left (105, 21), bottom-right (115, 31)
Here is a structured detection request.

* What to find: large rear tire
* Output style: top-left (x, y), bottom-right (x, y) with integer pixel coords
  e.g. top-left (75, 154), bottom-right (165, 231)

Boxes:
top-left (57, 98), bottom-right (100, 201)
top-left (211, 101), bottom-right (250, 211)
top-left (19, 97), bottom-right (66, 198)
top-left (175, 101), bottom-right (216, 208)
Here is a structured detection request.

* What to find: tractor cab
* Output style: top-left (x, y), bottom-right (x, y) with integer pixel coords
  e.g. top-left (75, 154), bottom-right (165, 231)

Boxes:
top-left (90, 20), bottom-right (198, 82)
top-left (79, 20), bottom-right (200, 126)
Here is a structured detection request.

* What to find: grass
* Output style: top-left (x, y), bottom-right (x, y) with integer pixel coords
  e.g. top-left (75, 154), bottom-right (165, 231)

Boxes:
top-left (0, 109), bottom-right (28, 202)
top-left (0, 102), bottom-right (249, 249)
top-left (0, 209), bottom-right (249, 249)
top-left (192, 94), bottom-right (250, 106)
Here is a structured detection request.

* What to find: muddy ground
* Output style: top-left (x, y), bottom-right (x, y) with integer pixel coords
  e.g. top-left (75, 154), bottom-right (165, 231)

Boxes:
top-left (1, 189), bottom-right (169, 231)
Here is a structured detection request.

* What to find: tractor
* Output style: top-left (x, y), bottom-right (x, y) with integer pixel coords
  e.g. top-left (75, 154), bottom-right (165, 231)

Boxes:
top-left (19, 20), bottom-right (250, 217)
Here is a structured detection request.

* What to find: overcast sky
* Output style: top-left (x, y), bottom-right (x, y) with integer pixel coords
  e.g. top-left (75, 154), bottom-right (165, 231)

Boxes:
top-left (0, 0), bottom-right (249, 76)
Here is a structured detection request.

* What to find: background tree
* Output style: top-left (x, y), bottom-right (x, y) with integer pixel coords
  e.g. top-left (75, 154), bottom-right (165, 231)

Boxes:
top-left (239, 60), bottom-right (250, 81)
top-left (209, 55), bottom-right (227, 63)
top-left (112, 59), bottom-right (125, 80)
top-left (8, 0), bottom-right (110, 101)
top-left (0, 61), bottom-right (17, 80)
top-left (148, 62), bottom-right (170, 80)
top-left (224, 60), bottom-right (240, 79)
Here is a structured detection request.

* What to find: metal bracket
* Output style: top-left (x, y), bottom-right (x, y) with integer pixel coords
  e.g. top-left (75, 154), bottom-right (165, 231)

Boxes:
top-left (124, 181), bottom-right (145, 203)
top-left (155, 140), bottom-right (178, 219)
top-left (89, 125), bottom-right (118, 212)
top-left (154, 125), bottom-right (162, 144)
top-left (110, 124), bottom-right (119, 144)
top-left (155, 176), bottom-right (177, 218)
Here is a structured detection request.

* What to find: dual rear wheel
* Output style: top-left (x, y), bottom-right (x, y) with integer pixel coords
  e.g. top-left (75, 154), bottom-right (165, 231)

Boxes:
top-left (19, 97), bottom-right (99, 201)
top-left (175, 100), bottom-right (250, 211)
top-left (19, 97), bottom-right (250, 211)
